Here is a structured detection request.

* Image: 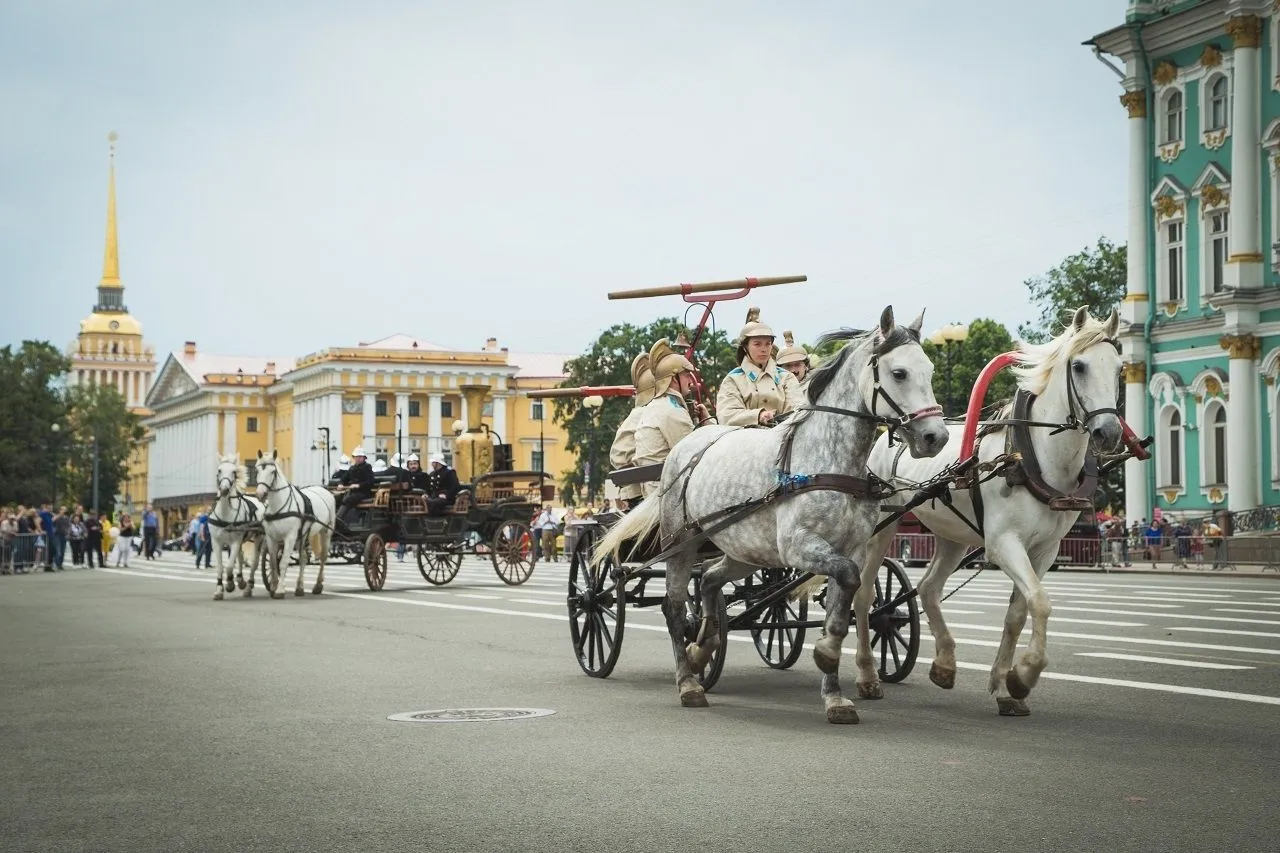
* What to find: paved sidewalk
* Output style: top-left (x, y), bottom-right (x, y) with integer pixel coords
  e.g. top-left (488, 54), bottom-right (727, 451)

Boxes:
top-left (1056, 560), bottom-right (1280, 579)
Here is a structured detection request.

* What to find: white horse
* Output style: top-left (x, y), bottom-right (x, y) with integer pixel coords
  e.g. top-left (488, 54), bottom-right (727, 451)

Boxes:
top-left (594, 306), bottom-right (949, 723)
top-left (856, 307), bottom-right (1123, 715)
top-left (211, 454), bottom-right (266, 600)
top-left (253, 449), bottom-right (336, 599)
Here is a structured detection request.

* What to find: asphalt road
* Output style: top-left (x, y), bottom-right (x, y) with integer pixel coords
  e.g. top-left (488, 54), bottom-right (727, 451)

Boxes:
top-left (2, 554), bottom-right (1278, 853)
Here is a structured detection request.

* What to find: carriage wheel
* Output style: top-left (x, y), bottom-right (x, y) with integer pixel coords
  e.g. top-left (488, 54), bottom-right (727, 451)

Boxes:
top-left (868, 558), bottom-right (920, 683)
top-left (749, 568), bottom-right (809, 670)
top-left (567, 530), bottom-right (626, 678)
top-left (687, 578), bottom-right (728, 691)
top-left (259, 541), bottom-right (278, 594)
top-left (416, 546), bottom-right (462, 585)
top-left (363, 534), bottom-right (388, 591)
top-left (491, 521), bottom-right (536, 585)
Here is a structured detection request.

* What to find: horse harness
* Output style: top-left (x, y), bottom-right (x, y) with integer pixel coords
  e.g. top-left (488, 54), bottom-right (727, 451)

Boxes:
top-left (258, 465), bottom-right (321, 527)
top-left (207, 491), bottom-right (262, 533)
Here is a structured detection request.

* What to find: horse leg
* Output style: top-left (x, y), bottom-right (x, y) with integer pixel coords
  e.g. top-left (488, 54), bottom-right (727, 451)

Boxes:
top-left (232, 537), bottom-right (247, 590)
top-left (212, 536), bottom-right (226, 601)
top-left (271, 533), bottom-right (293, 599)
top-left (312, 531), bottom-right (328, 595)
top-left (661, 554), bottom-right (707, 708)
top-left (915, 539), bottom-right (971, 691)
top-left (805, 545), bottom-right (863, 724)
top-left (294, 527), bottom-right (308, 596)
top-left (851, 530), bottom-right (897, 700)
top-left (243, 541), bottom-right (256, 597)
top-left (987, 538), bottom-right (1056, 716)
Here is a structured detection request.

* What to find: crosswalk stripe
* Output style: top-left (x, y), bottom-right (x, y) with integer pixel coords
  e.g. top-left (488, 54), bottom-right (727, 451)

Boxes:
top-left (1073, 653), bottom-right (1253, 670)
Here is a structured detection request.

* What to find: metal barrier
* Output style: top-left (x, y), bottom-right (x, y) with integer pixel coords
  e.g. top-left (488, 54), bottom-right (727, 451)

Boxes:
top-left (1, 532), bottom-right (47, 573)
top-left (890, 532), bottom-right (1103, 568)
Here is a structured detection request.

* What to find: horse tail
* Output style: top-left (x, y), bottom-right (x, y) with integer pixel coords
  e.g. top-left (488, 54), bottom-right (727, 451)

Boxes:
top-left (590, 497), bottom-right (661, 569)
top-left (790, 575), bottom-right (826, 603)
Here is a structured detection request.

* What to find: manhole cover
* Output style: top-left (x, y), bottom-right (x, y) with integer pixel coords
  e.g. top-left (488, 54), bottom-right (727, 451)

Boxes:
top-left (387, 708), bottom-right (556, 723)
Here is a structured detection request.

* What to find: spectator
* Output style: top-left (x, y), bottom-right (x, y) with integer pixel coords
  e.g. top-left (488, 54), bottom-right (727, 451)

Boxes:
top-left (142, 504), bottom-right (159, 559)
top-left (84, 513), bottom-right (103, 568)
top-left (51, 506), bottom-right (70, 570)
top-left (1, 509), bottom-right (16, 574)
top-left (562, 507), bottom-right (580, 560)
top-left (195, 508), bottom-right (212, 569)
top-left (38, 503), bottom-right (53, 570)
top-left (1203, 518), bottom-right (1226, 569)
top-left (69, 513), bottom-right (86, 566)
top-left (1172, 520), bottom-right (1192, 568)
top-left (534, 504), bottom-right (560, 562)
top-left (1143, 519), bottom-right (1163, 565)
top-left (1106, 519), bottom-right (1129, 567)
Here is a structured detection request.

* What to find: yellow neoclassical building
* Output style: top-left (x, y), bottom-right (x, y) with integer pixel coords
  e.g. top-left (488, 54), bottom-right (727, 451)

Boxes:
top-left (65, 134), bottom-right (155, 512)
top-left (143, 336), bottom-right (576, 534)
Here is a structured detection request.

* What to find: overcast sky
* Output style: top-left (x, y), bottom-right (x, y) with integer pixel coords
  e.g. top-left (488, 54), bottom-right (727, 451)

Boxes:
top-left (1, 0), bottom-right (1129, 364)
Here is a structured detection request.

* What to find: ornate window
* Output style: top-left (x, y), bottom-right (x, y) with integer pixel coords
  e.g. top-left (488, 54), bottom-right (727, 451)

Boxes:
top-left (1163, 90), bottom-right (1184, 143)
top-left (1209, 211), bottom-right (1229, 293)
top-left (1207, 75), bottom-right (1229, 131)
top-left (1161, 219), bottom-right (1186, 304)
top-left (530, 401), bottom-right (545, 421)
top-left (1158, 406), bottom-right (1184, 488)
top-left (1206, 403), bottom-right (1227, 486)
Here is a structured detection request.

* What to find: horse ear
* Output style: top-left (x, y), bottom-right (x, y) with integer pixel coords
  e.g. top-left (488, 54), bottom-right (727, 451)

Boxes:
top-left (257, 450), bottom-right (264, 460)
top-left (1071, 306), bottom-right (1089, 332)
top-left (1104, 307), bottom-right (1120, 338)
top-left (879, 305), bottom-right (895, 337)
top-left (907, 308), bottom-right (925, 335)
top-left (271, 449), bottom-right (278, 461)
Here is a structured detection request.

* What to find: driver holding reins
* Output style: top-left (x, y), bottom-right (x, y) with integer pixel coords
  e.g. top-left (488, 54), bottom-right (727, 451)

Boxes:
top-left (716, 306), bottom-right (804, 427)
top-left (633, 338), bottom-right (716, 498)
top-left (333, 446), bottom-right (375, 530)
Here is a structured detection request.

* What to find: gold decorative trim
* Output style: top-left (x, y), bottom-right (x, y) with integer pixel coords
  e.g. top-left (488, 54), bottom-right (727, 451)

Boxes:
top-left (1123, 292), bottom-right (1149, 303)
top-left (1163, 489), bottom-right (1180, 505)
top-left (1163, 301), bottom-right (1182, 317)
top-left (1158, 141), bottom-right (1184, 163)
top-left (1203, 129), bottom-right (1228, 150)
top-left (1208, 487), bottom-right (1225, 504)
top-left (1154, 194), bottom-right (1184, 219)
top-left (1201, 183), bottom-right (1229, 208)
top-left (1227, 251), bottom-right (1265, 263)
top-left (1121, 362), bottom-right (1147, 384)
top-left (1220, 334), bottom-right (1262, 360)
top-left (1204, 376), bottom-right (1223, 398)
top-left (1226, 15), bottom-right (1263, 49)
top-left (1200, 44), bottom-right (1224, 68)
top-left (1153, 60), bottom-right (1179, 85)
top-left (1120, 89), bottom-right (1147, 118)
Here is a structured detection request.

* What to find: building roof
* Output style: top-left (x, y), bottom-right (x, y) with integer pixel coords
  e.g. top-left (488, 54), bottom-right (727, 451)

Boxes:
top-left (178, 351), bottom-right (296, 383)
top-left (506, 352), bottom-right (574, 379)
top-left (356, 333), bottom-right (450, 351)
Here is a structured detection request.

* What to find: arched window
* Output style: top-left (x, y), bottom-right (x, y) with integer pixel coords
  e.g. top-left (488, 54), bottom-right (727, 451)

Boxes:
top-left (1159, 406), bottom-right (1183, 487)
top-left (1207, 403), bottom-right (1227, 485)
top-left (1208, 76), bottom-right (1229, 131)
top-left (1164, 91), bottom-right (1184, 143)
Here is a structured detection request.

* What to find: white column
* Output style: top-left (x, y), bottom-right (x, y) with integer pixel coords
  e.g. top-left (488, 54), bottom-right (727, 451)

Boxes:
top-left (362, 390), bottom-right (377, 450)
top-left (267, 410), bottom-right (276, 453)
top-left (206, 413), bottom-right (218, 493)
top-left (1122, 365), bottom-right (1150, 524)
top-left (427, 393), bottom-right (443, 457)
top-left (224, 410), bottom-right (238, 459)
top-left (1224, 335), bottom-right (1261, 511)
top-left (1227, 14), bottom-right (1264, 289)
top-left (1121, 87), bottom-right (1149, 324)
top-left (395, 391), bottom-right (410, 456)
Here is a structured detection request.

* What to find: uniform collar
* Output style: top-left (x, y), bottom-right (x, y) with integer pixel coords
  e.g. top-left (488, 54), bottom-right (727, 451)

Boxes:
top-left (738, 355), bottom-right (780, 381)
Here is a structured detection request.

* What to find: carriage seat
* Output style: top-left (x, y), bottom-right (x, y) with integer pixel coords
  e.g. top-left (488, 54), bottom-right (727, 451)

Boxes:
top-left (449, 489), bottom-right (472, 514)
top-left (609, 463), bottom-right (663, 487)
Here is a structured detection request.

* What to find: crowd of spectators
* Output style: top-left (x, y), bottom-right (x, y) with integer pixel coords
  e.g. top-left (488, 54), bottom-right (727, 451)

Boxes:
top-left (0, 502), bottom-right (165, 574)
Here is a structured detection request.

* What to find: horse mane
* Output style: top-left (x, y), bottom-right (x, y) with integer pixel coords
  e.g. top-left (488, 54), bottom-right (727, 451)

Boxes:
top-left (805, 324), bottom-right (920, 405)
top-left (218, 454), bottom-right (248, 487)
top-left (1010, 315), bottom-right (1114, 397)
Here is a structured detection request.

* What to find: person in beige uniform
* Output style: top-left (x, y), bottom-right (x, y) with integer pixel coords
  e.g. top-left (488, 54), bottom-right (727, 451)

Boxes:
top-left (776, 330), bottom-right (813, 396)
top-left (715, 307), bottom-right (804, 427)
top-left (608, 352), bottom-right (657, 510)
top-left (633, 338), bottom-right (715, 498)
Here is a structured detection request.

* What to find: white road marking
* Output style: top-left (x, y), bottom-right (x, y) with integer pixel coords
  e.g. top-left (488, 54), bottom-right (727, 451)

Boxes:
top-left (948, 622), bottom-right (1280, 656)
top-left (1213, 609), bottom-right (1280, 616)
top-left (950, 661), bottom-right (1280, 706)
top-left (1052, 606), bottom-right (1280, 626)
top-left (1162, 626), bottom-right (1280, 639)
top-left (455, 593), bottom-right (502, 600)
top-left (1072, 653), bottom-right (1253, 670)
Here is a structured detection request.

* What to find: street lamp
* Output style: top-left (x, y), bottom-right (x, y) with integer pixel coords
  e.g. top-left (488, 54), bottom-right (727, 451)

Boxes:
top-left (312, 426), bottom-right (336, 482)
top-left (50, 423), bottom-right (60, 507)
top-left (928, 322), bottom-right (969, 416)
top-left (582, 395), bottom-right (603, 505)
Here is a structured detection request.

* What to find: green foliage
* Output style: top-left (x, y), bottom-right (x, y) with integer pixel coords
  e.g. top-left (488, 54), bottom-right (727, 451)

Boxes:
top-left (552, 318), bottom-right (737, 503)
top-left (62, 383), bottom-right (145, 513)
top-left (0, 341), bottom-right (70, 507)
top-left (1018, 236), bottom-right (1126, 344)
top-left (921, 318), bottom-right (1018, 416)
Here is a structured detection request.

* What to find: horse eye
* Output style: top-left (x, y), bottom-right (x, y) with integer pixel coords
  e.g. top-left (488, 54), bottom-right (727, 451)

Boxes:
top-left (1072, 361), bottom-right (1086, 374)
top-left (891, 368), bottom-right (908, 381)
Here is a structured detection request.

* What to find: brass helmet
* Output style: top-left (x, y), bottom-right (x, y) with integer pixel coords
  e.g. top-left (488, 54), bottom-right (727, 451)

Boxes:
top-left (776, 330), bottom-right (810, 367)
top-left (650, 338), bottom-right (696, 398)
top-left (672, 331), bottom-right (693, 354)
top-left (631, 352), bottom-right (657, 406)
top-left (736, 306), bottom-right (775, 346)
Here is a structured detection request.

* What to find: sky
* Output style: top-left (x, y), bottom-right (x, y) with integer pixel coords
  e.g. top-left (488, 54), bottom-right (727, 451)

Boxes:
top-left (0, 0), bottom-right (1131, 364)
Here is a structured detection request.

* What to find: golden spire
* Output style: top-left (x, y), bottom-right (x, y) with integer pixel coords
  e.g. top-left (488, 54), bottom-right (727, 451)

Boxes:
top-left (100, 132), bottom-right (121, 288)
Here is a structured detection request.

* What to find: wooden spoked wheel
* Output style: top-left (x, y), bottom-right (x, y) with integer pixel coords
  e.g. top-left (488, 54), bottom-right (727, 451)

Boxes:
top-left (749, 568), bottom-right (809, 670)
top-left (259, 540), bottom-right (278, 595)
top-left (567, 529), bottom-right (625, 678)
top-left (687, 578), bottom-right (729, 691)
top-left (416, 546), bottom-right (461, 585)
top-left (868, 558), bottom-right (920, 683)
top-left (491, 521), bottom-right (536, 586)
top-left (363, 534), bottom-right (388, 591)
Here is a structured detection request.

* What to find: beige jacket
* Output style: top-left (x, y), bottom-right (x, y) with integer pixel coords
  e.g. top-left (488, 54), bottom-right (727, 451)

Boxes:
top-left (634, 393), bottom-right (696, 497)
top-left (608, 406), bottom-right (646, 501)
top-left (716, 357), bottom-right (805, 427)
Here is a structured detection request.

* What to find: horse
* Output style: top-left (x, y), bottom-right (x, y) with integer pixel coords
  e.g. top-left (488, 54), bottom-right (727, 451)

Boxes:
top-left (210, 454), bottom-right (266, 600)
top-left (855, 306), bottom-right (1123, 716)
top-left (253, 449), bottom-right (336, 600)
top-left (593, 305), bottom-right (949, 723)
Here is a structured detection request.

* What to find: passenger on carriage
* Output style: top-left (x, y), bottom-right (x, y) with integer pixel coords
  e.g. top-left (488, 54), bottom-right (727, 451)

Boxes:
top-left (383, 453), bottom-right (412, 489)
top-left (327, 454), bottom-right (351, 488)
top-left (608, 352), bottom-right (657, 512)
top-left (716, 306), bottom-right (804, 427)
top-left (405, 453), bottom-right (429, 492)
top-left (425, 454), bottom-right (460, 516)
top-left (334, 447), bottom-right (376, 528)
top-left (776, 330), bottom-right (813, 396)
top-left (633, 338), bottom-right (715, 498)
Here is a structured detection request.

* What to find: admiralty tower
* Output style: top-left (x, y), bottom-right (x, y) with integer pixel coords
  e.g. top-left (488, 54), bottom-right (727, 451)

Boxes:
top-left (66, 133), bottom-right (155, 413)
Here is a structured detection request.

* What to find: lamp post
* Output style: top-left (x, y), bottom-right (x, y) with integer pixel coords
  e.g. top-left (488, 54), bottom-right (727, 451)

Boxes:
top-left (536, 397), bottom-right (546, 473)
top-left (50, 423), bottom-right (61, 507)
top-left (928, 322), bottom-right (969, 416)
top-left (582, 395), bottom-right (603, 505)
top-left (313, 427), bottom-right (336, 482)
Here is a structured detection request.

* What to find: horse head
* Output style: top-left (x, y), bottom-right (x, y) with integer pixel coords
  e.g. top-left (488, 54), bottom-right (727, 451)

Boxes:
top-left (1013, 306), bottom-right (1124, 452)
top-left (255, 449), bottom-right (282, 502)
top-left (216, 454), bottom-right (241, 498)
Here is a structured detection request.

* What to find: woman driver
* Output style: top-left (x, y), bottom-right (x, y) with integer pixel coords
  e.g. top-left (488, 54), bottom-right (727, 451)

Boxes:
top-left (715, 307), bottom-right (804, 427)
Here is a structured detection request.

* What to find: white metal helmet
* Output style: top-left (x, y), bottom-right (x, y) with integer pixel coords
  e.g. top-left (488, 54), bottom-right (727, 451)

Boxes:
top-left (372, 458), bottom-right (388, 472)
top-left (351, 446), bottom-right (367, 458)
top-left (407, 453), bottom-right (420, 463)
top-left (390, 453), bottom-right (403, 468)
top-left (338, 454), bottom-right (351, 467)
top-left (429, 454), bottom-right (445, 467)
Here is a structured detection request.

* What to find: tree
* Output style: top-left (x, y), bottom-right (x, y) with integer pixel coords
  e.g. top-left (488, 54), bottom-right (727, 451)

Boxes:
top-left (62, 383), bottom-right (145, 515)
top-left (921, 318), bottom-right (1019, 416)
top-left (552, 318), bottom-right (738, 503)
top-left (1018, 236), bottom-right (1126, 343)
top-left (0, 341), bottom-right (70, 506)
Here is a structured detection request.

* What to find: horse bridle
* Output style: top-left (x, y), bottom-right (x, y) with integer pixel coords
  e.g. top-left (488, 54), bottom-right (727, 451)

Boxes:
top-left (1057, 337), bottom-right (1122, 437)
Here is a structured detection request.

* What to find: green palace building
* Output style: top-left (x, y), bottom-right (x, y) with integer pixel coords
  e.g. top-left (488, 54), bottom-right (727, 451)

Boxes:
top-left (1089, 1), bottom-right (1280, 524)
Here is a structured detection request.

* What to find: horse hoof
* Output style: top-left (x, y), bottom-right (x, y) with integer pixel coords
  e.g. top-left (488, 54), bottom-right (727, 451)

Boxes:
top-left (813, 645), bottom-right (840, 675)
top-left (997, 697), bottom-right (1031, 716)
top-left (826, 704), bottom-right (860, 725)
top-left (213, 590), bottom-right (224, 601)
top-left (856, 681), bottom-right (883, 700)
top-left (312, 584), bottom-right (323, 595)
top-left (1006, 669), bottom-right (1031, 700)
top-left (271, 591), bottom-right (284, 600)
top-left (244, 588), bottom-right (253, 598)
top-left (236, 577), bottom-right (246, 590)
top-left (929, 662), bottom-right (956, 690)
top-left (294, 589), bottom-right (305, 597)
top-left (680, 688), bottom-right (709, 708)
